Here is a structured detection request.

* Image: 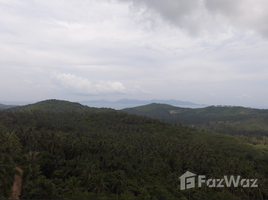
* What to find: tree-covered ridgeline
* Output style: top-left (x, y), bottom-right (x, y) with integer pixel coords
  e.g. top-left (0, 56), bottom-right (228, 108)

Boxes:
top-left (123, 103), bottom-right (268, 136)
top-left (0, 100), bottom-right (268, 199)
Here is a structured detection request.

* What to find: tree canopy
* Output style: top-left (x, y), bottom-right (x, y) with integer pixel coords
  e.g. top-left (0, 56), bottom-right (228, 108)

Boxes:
top-left (0, 100), bottom-right (268, 199)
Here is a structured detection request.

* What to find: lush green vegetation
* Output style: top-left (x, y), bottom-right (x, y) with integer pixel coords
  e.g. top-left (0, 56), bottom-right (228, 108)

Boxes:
top-left (123, 103), bottom-right (268, 136)
top-left (1, 100), bottom-right (268, 199)
top-left (8, 99), bottom-right (112, 113)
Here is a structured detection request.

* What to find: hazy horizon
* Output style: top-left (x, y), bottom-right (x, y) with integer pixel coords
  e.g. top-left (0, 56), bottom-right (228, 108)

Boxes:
top-left (2, 98), bottom-right (268, 110)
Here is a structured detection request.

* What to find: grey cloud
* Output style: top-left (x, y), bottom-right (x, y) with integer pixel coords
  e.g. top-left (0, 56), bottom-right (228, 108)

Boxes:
top-left (119, 0), bottom-right (203, 35)
top-left (128, 0), bottom-right (198, 23)
top-left (204, 0), bottom-right (243, 15)
top-left (118, 0), bottom-right (268, 37)
top-left (204, 0), bottom-right (268, 37)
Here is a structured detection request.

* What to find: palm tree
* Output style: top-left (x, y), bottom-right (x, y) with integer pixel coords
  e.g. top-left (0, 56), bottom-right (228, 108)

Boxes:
top-left (24, 151), bottom-right (40, 186)
top-left (44, 131), bottom-right (57, 155)
top-left (107, 155), bottom-right (116, 172)
top-left (167, 172), bottom-right (179, 195)
top-left (111, 170), bottom-right (126, 196)
top-left (65, 176), bottom-right (81, 194)
top-left (137, 186), bottom-right (151, 199)
top-left (0, 131), bottom-right (21, 198)
top-left (0, 156), bottom-right (16, 198)
top-left (89, 174), bottom-right (109, 195)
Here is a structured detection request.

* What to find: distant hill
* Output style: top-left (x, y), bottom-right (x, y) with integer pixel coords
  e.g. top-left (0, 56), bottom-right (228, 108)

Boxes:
top-left (113, 98), bottom-right (200, 105)
top-left (122, 103), bottom-right (177, 112)
top-left (122, 103), bottom-right (268, 136)
top-left (8, 99), bottom-right (113, 113)
top-left (80, 98), bottom-right (202, 106)
top-left (0, 103), bottom-right (16, 109)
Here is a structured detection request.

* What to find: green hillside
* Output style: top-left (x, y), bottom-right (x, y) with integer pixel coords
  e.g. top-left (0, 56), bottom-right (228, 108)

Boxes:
top-left (8, 99), bottom-right (112, 113)
top-left (0, 103), bottom-right (16, 110)
top-left (123, 103), bottom-right (268, 136)
top-left (1, 100), bottom-right (268, 199)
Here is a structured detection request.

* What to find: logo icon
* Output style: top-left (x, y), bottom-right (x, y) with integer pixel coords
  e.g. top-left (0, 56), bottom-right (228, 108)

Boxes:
top-left (179, 171), bottom-right (196, 190)
top-left (179, 171), bottom-right (258, 190)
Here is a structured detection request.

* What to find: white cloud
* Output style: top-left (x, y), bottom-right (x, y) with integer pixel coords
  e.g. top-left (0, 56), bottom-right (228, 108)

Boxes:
top-left (204, 91), bottom-right (216, 97)
top-left (50, 72), bottom-right (126, 95)
top-left (237, 93), bottom-right (252, 99)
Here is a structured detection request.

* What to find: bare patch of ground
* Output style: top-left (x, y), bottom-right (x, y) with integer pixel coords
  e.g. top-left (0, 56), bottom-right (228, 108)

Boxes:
top-left (9, 167), bottom-right (23, 200)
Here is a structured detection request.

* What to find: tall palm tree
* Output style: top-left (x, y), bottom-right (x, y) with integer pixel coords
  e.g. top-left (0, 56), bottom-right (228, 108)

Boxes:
top-left (167, 172), bottom-right (179, 195)
top-left (89, 174), bottom-right (109, 195)
top-left (111, 170), bottom-right (126, 196)
top-left (65, 176), bottom-right (81, 195)
top-left (44, 131), bottom-right (57, 155)
top-left (24, 151), bottom-right (40, 186)
top-left (0, 131), bottom-right (21, 198)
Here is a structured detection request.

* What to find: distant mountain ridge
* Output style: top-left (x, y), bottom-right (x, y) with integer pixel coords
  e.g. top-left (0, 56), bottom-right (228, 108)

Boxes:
top-left (122, 103), bottom-right (268, 136)
top-left (5, 99), bottom-right (268, 137)
top-left (80, 98), bottom-right (203, 106)
top-left (0, 103), bottom-right (16, 109)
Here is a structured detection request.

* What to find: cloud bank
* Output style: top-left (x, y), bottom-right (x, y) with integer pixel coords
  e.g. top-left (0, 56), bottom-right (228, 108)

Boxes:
top-left (51, 72), bottom-right (125, 95)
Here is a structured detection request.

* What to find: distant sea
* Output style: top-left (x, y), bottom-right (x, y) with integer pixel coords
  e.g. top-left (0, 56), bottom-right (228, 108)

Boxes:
top-left (0, 101), bottom-right (33, 106)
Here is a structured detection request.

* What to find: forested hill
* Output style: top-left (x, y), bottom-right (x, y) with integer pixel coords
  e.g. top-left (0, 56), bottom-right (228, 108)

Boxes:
top-left (1, 100), bottom-right (268, 199)
top-left (0, 103), bottom-right (16, 109)
top-left (8, 99), bottom-right (113, 113)
top-left (122, 103), bottom-right (268, 136)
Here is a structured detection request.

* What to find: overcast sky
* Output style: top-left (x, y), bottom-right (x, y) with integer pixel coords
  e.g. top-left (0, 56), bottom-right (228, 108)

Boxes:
top-left (1, 0), bottom-right (268, 108)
